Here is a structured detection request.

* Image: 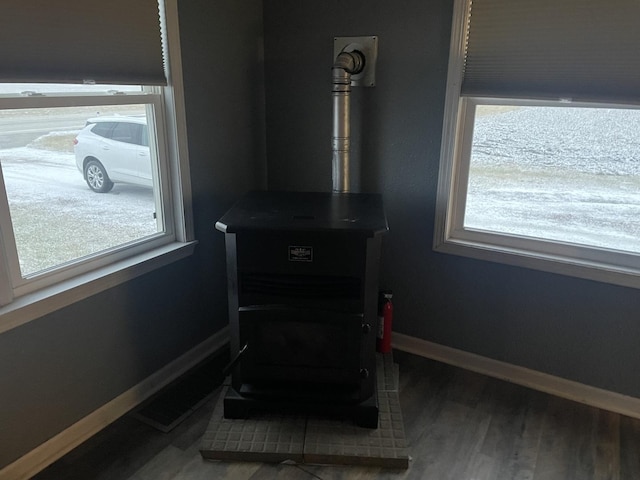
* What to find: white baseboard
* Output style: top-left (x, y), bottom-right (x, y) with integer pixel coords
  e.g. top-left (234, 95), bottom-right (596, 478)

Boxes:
top-left (0, 327), bottom-right (230, 480)
top-left (392, 332), bottom-right (640, 420)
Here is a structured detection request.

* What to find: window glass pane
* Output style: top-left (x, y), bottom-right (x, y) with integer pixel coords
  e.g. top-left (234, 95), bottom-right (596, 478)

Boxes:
top-left (141, 125), bottom-right (149, 147)
top-left (110, 122), bottom-right (140, 145)
top-left (89, 122), bottom-right (116, 139)
top-left (465, 105), bottom-right (640, 253)
top-left (0, 103), bottom-right (161, 277)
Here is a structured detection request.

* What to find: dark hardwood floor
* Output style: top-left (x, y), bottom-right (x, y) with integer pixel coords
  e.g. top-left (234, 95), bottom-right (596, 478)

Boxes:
top-left (33, 351), bottom-right (640, 479)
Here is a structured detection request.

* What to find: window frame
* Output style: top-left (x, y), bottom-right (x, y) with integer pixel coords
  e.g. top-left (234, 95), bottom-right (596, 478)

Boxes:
top-left (0, 0), bottom-right (195, 333)
top-left (434, 0), bottom-right (640, 289)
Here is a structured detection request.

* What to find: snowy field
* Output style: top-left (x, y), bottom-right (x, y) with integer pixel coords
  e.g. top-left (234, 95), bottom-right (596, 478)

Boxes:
top-left (1, 141), bottom-right (157, 276)
top-left (2, 102), bottom-right (639, 276)
top-left (465, 107), bottom-right (640, 254)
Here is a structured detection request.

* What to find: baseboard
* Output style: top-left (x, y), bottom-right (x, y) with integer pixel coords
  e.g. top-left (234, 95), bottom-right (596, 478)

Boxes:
top-left (0, 327), bottom-right (230, 480)
top-left (392, 332), bottom-right (640, 420)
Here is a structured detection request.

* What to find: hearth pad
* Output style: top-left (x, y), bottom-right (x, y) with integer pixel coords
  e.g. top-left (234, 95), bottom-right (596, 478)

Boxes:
top-left (199, 353), bottom-right (409, 469)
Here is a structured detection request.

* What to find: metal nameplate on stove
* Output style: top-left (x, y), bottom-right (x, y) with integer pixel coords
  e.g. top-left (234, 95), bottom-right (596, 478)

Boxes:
top-left (288, 246), bottom-right (313, 262)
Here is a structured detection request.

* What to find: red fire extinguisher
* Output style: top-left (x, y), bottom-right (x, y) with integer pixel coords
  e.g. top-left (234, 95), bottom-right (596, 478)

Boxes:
top-left (377, 290), bottom-right (393, 353)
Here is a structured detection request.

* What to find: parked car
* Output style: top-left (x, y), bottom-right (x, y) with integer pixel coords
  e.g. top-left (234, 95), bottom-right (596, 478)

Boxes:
top-left (74, 115), bottom-right (152, 193)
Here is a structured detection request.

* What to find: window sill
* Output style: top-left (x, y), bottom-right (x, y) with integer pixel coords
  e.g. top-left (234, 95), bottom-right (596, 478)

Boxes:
top-left (435, 236), bottom-right (640, 290)
top-left (0, 241), bottom-right (197, 335)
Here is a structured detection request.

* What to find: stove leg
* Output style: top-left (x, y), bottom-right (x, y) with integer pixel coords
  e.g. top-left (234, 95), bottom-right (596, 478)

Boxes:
top-left (223, 387), bottom-right (251, 419)
top-left (354, 388), bottom-right (379, 428)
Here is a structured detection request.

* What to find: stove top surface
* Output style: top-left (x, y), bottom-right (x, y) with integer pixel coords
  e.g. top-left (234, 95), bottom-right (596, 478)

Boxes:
top-left (216, 190), bottom-right (388, 235)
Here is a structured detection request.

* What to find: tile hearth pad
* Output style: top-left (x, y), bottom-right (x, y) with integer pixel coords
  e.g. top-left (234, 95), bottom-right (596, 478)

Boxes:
top-left (199, 353), bottom-right (409, 469)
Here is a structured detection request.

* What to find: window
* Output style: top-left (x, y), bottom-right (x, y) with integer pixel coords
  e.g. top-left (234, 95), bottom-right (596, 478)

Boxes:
top-left (435, 0), bottom-right (640, 288)
top-left (0, 0), bottom-right (194, 328)
top-left (109, 121), bottom-right (143, 145)
top-left (90, 122), bottom-right (117, 138)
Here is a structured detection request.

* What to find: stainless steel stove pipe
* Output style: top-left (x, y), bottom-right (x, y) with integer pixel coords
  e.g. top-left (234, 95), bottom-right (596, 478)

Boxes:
top-left (332, 50), bottom-right (364, 193)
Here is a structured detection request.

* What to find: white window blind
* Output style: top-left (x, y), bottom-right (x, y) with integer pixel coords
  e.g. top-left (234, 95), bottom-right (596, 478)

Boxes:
top-left (0, 0), bottom-right (166, 85)
top-left (462, 0), bottom-right (640, 103)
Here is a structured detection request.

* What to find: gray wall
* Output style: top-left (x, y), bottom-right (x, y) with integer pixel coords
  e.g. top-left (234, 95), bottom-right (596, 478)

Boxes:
top-left (263, 0), bottom-right (640, 397)
top-left (0, 0), bottom-right (265, 469)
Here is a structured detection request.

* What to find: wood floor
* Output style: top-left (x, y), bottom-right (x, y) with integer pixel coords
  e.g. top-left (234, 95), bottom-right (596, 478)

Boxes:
top-left (33, 351), bottom-right (640, 480)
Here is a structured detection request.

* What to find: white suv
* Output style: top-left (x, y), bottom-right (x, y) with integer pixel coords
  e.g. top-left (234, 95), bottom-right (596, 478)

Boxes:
top-left (74, 116), bottom-right (152, 193)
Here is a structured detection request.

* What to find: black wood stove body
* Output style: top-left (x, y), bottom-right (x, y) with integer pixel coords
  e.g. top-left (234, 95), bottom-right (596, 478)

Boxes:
top-left (215, 190), bottom-right (388, 428)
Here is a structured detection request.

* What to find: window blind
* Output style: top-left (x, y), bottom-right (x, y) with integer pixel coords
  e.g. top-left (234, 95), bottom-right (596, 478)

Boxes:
top-left (0, 0), bottom-right (166, 85)
top-left (461, 0), bottom-right (640, 103)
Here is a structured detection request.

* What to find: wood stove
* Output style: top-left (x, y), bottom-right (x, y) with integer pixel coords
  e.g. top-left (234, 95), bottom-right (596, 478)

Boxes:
top-left (216, 190), bottom-right (387, 428)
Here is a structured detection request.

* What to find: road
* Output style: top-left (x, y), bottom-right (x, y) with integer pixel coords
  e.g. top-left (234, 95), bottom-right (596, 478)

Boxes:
top-left (0, 112), bottom-right (87, 148)
top-left (0, 104), bottom-right (145, 148)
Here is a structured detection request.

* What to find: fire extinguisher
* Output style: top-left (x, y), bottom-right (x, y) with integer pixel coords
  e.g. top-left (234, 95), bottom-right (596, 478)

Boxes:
top-left (377, 290), bottom-right (393, 353)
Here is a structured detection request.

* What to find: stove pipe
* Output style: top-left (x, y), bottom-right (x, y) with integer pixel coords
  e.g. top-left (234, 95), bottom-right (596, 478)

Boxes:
top-left (332, 50), bottom-right (365, 193)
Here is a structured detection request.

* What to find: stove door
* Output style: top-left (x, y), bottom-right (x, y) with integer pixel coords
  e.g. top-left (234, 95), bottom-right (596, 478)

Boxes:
top-left (237, 306), bottom-right (365, 393)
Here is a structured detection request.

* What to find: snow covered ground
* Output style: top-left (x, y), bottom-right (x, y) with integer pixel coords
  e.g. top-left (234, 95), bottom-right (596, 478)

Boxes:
top-left (1, 143), bottom-right (157, 276)
top-left (465, 106), bottom-right (640, 254)
top-left (2, 103), bottom-right (639, 276)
